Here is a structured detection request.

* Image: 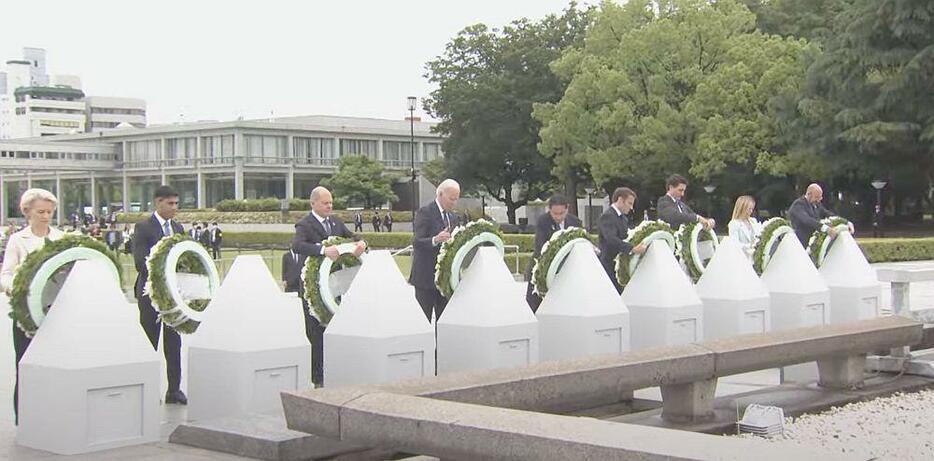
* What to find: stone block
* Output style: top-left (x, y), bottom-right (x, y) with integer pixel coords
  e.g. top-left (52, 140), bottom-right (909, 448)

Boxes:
top-left (659, 378), bottom-right (718, 423)
top-left (818, 354), bottom-right (867, 389)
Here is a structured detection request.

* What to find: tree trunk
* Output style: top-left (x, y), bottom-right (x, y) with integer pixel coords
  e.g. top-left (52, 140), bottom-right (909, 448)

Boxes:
top-left (503, 184), bottom-right (517, 225)
top-left (565, 175), bottom-right (578, 216)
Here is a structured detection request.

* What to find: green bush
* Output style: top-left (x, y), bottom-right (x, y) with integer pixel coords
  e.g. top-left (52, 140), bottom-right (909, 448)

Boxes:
top-left (857, 238), bottom-right (934, 263)
top-left (117, 209), bottom-right (413, 225)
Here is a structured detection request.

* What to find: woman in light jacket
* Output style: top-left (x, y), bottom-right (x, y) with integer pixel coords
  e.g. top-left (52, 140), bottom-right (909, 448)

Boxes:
top-left (1, 188), bottom-right (64, 424)
top-left (727, 195), bottom-right (760, 261)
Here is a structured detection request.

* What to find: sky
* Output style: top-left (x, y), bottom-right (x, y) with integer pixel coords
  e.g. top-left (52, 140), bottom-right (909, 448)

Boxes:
top-left (0, 0), bottom-right (586, 124)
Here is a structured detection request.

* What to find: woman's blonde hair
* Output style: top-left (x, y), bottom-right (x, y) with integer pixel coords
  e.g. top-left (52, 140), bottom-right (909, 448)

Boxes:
top-left (19, 188), bottom-right (58, 215)
top-left (731, 195), bottom-right (755, 220)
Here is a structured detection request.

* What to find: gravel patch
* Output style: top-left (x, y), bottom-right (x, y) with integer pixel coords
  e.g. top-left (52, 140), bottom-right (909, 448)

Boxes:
top-left (737, 388), bottom-right (934, 460)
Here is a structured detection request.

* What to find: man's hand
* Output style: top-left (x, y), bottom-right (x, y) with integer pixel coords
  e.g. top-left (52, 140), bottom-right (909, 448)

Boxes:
top-left (633, 243), bottom-right (647, 255)
top-left (828, 227), bottom-right (839, 238)
top-left (847, 222), bottom-right (855, 235)
top-left (352, 241), bottom-right (367, 257)
top-left (433, 230), bottom-right (452, 245)
top-left (323, 245), bottom-right (340, 261)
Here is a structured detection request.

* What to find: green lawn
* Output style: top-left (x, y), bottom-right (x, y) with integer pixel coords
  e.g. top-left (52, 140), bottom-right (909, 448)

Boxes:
top-left (115, 248), bottom-right (413, 292)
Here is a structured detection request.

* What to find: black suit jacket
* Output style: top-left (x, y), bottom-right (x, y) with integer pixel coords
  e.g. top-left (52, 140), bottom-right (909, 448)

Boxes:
top-left (291, 213), bottom-right (355, 261)
top-left (409, 201), bottom-right (459, 290)
top-left (208, 228), bottom-right (223, 248)
top-left (598, 207), bottom-right (633, 274)
top-left (532, 213), bottom-right (583, 258)
top-left (657, 194), bottom-right (698, 228)
top-left (787, 196), bottom-right (833, 245)
top-left (133, 214), bottom-right (184, 297)
top-left (281, 250), bottom-right (304, 293)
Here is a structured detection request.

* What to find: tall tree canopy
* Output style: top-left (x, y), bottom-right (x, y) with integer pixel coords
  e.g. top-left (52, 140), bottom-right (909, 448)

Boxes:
top-left (321, 155), bottom-right (398, 209)
top-left (424, 4), bottom-right (594, 223)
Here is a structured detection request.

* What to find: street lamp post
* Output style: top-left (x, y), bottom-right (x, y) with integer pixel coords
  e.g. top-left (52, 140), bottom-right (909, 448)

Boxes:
top-left (407, 96), bottom-right (418, 223)
top-left (871, 179), bottom-right (887, 238)
top-left (479, 191), bottom-right (486, 220)
top-left (584, 187), bottom-right (595, 232)
top-left (703, 185), bottom-right (717, 219)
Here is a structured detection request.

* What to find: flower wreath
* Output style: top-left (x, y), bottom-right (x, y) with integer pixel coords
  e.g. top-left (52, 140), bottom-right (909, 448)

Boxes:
top-left (9, 234), bottom-right (122, 337)
top-left (615, 220), bottom-right (675, 289)
top-left (675, 222), bottom-right (720, 283)
top-left (435, 219), bottom-right (504, 299)
top-left (531, 227), bottom-right (595, 296)
top-left (752, 217), bottom-right (795, 275)
top-left (807, 216), bottom-right (852, 268)
top-left (301, 236), bottom-right (362, 325)
top-left (145, 233), bottom-right (221, 334)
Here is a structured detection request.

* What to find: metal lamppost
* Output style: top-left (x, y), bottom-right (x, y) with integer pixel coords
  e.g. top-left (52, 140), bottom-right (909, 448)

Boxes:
top-left (407, 96), bottom-right (418, 222)
top-left (584, 187), bottom-right (595, 232)
top-left (871, 179), bottom-right (887, 238)
top-left (703, 184), bottom-right (717, 218)
top-left (479, 190), bottom-right (486, 219)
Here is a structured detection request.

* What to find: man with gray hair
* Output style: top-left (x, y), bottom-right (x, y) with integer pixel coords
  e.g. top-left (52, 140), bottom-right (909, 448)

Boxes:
top-left (410, 179), bottom-right (460, 321)
top-left (291, 186), bottom-right (365, 386)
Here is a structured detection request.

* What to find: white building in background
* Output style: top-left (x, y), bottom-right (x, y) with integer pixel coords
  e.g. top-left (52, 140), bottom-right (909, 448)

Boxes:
top-left (0, 47), bottom-right (146, 139)
top-left (86, 96), bottom-right (146, 131)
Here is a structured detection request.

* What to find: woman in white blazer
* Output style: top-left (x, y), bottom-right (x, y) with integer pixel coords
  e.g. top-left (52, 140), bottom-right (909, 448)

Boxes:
top-left (727, 195), bottom-right (760, 261)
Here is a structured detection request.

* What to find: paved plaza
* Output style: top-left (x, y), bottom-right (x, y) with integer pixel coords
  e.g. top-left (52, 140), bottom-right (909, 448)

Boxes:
top-left (0, 260), bottom-right (932, 460)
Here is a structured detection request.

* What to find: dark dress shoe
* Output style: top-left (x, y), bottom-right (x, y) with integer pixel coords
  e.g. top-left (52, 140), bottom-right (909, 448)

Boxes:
top-left (165, 389), bottom-right (188, 405)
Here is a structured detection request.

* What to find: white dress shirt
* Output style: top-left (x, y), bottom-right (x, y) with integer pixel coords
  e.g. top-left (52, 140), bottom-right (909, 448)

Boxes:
top-left (728, 218), bottom-right (761, 260)
top-left (1, 226), bottom-right (65, 292)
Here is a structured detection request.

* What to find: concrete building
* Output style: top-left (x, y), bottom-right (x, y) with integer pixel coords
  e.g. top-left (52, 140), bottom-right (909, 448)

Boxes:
top-left (86, 96), bottom-right (147, 131)
top-left (11, 86), bottom-right (87, 137)
top-left (0, 115), bottom-right (443, 224)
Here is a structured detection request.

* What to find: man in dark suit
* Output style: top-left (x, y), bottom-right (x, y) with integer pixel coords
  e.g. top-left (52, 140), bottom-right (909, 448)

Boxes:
top-left (372, 211), bottom-right (381, 232)
top-left (207, 221), bottom-right (223, 259)
top-left (525, 194), bottom-right (583, 312)
top-left (353, 212), bottom-right (364, 232)
top-left (383, 213), bottom-right (393, 232)
top-left (656, 174), bottom-right (715, 230)
top-left (132, 185), bottom-right (187, 405)
top-left (410, 179), bottom-right (460, 321)
top-left (281, 249), bottom-right (304, 293)
top-left (787, 183), bottom-right (851, 246)
top-left (291, 186), bottom-right (366, 386)
top-left (598, 187), bottom-right (647, 293)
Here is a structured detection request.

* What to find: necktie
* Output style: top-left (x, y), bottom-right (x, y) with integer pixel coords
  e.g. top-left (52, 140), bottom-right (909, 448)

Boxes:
top-left (324, 218), bottom-right (332, 236)
top-left (162, 220), bottom-right (171, 236)
top-left (553, 222), bottom-right (559, 232)
top-left (676, 200), bottom-right (684, 214)
top-left (442, 212), bottom-right (450, 230)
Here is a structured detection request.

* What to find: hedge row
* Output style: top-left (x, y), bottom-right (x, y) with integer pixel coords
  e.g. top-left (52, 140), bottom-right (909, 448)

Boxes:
top-left (858, 238), bottom-right (934, 263)
top-left (117, 209), bottom-right (414, 225)
top-left (215, 198), bottom-right (310, 212)
top-left (223, 231), bottom-right (535, 252)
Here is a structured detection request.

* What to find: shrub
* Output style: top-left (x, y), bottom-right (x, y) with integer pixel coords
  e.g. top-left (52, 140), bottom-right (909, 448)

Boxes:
top-left (857, 237), bottom-right (934, 263)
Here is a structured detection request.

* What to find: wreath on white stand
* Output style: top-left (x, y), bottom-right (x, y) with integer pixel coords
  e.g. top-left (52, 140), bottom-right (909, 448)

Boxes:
top-left (675, 222), bottom-right (719, 282)
top-left (752, 217), bottom-right (795, 275)
top-left (615, 220), bottom-right (675, 289)
top-left (807, 216), bottom-right (853, 268)
top-left (531, 227), bottom-right (594, 297)
top-left (301, 236), bottom-right (362, 325)
top-left (9, 235), bottom-right (122, 337)
top-left (435, 219), bottom-right (504, 299)
top-left (145, 234), bottom-right (221, 334)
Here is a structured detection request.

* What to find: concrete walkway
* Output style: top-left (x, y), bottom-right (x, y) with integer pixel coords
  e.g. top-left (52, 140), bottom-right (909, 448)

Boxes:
top-left (1, 260), bottom-right (932, 460)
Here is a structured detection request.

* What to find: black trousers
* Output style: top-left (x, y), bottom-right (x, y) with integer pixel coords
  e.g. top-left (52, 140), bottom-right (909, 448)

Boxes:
top-left (12, 324), bottom-right (30, 425)
top-left (299, 297), bottom-right (324, 385)
top-left (211, 244), bottom-right (221, 260)
top-left (415, 287), bottom-right (448, 322)
top-left (137, 292), bottom-right (182, 392)
top-left (525, 282), bottom-right (543, 313)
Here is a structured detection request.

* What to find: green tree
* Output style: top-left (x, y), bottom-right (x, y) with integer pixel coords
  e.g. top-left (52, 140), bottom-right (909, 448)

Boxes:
top-left (321, 155), bottom-right (398, 209)
top-left (535, 0), bottom-right (811, 212)
top-left (741, 0), bottom-right (852, 43)
top-left (424, 3), bottom-right (594, 223)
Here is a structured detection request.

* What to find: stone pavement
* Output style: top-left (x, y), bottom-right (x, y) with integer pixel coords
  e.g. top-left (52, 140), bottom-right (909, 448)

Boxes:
top-left (0, 260), bottom-right (932, 460)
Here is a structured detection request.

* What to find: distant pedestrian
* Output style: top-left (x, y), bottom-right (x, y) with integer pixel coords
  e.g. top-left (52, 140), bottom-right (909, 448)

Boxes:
top-left (353, 212), bottom-right (363, 232)
top-left (383, 213), bottom-right (393, 232)
top-left (372, 211), bottom-right (381, 232)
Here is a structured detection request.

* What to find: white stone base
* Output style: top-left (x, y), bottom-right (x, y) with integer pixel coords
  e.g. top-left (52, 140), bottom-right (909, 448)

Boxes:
top-left (828, 285), bottom-right (881, 324)
top-left (769, 291), bottom-right (830, 331)
top-left (438, 323), bottom-right (539, 373)
top-left (702, 297), bottom-right (770, 340)
top-left (628, 305), bottom-right (703, 350)
top-left (538, 313), bottom-right (630, 362)
top-left (187, 345), bottom-right (311, 421)
top-left (324, 332), bottom-right (435, 387)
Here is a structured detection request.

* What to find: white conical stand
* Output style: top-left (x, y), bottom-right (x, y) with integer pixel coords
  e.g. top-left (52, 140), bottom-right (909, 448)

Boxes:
top-left (186, 255), bottom-right (311, 421)
top-left (538, 242), bottom-right (630, 361)
top-left (438, 247), bottom-right (538, 373)
top-left (761, 234), bottom-right (830, 383)
top-left (819, 232), bottom-right (880, 323)
top-left (623, 240), bottom-right (703, 350)
top-left (696, 238), bottom-right (770, 340)
top-left (18, 260), bottom-right (161, 455)
top-left (324, 250), bottom-right (434, 387)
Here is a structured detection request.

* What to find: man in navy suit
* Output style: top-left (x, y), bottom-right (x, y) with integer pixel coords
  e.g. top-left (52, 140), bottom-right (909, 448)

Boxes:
top-left (598, 187), bottom-right (647, 293)
top-left (409, 179), bottom-right (460, 321)
top-left (525, 194), bottom-right (583, 312)
top-left (657, 174), bottom-right (715, 230)
top-left (132, 185), bottom-right (187, 405)
top-left (291, 186), bottom-right (366, 386)
top-left (787, 183), bottom-right (852, 246)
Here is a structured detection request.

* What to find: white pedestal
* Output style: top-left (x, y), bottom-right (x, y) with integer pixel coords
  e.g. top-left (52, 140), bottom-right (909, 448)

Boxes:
top-left (538, 242), bottom-right (630, 361)
top-left (325, 251), bottom-right (434, 387)
top-left (819, 232), bottom-right (881, 324)
top-left (623, 241), bottom-right (703, 350)
top-left (438, 247), bottom-right (538, 373)
top-left (187, 255), bottom-right (311, 421)
top-left (696, 238), bottom-right (771, 339)
top-left (761, 234), bottom-right (830, 383)
top-left (18, 260), bottom-right (161, 455)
